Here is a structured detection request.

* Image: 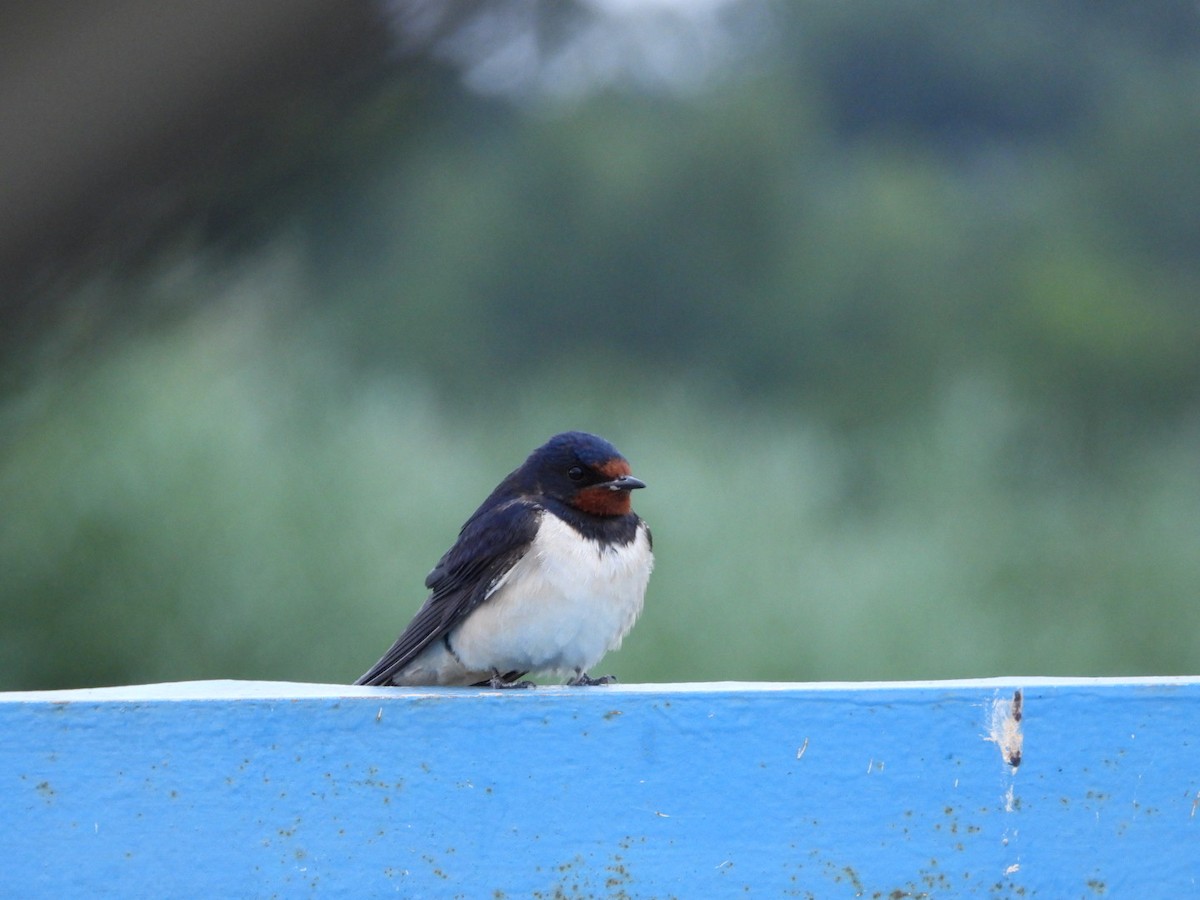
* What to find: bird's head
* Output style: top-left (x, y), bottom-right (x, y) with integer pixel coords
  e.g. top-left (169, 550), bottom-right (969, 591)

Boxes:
top-left (524, 431), bottom-right (646, 517)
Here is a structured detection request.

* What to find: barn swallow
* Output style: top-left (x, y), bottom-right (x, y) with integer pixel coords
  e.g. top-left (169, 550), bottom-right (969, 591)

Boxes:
top-left (355, 431), bottom-right (654, 688)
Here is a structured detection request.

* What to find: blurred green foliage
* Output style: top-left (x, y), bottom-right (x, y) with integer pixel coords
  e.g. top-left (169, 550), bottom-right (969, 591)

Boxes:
top-left (2, 2), bottom-right (1199, 689)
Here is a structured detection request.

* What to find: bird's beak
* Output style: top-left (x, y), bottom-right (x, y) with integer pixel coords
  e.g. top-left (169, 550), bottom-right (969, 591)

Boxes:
top-left (603, 474), bottom-right (646, 492)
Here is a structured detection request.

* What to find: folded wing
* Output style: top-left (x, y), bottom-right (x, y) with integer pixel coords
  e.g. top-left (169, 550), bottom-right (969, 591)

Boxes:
top-left (354, 498), bottom-right (541, 686)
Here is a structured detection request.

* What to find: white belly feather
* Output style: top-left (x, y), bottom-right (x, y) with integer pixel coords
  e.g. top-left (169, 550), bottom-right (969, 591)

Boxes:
top-left (449, 512), bottom-right (653, 678)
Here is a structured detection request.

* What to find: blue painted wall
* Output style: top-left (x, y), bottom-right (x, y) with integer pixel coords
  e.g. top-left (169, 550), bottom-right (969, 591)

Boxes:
top-left (2, 678), bottom-right (1198, 896)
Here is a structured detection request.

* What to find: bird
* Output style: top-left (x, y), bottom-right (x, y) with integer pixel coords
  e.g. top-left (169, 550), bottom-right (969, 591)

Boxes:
top-left (355, 431), bottom-right (654, 688)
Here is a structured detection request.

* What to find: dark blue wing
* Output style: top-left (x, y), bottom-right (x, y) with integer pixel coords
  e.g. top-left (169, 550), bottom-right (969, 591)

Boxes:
top-left (354, 498), bottom-right (541, 686)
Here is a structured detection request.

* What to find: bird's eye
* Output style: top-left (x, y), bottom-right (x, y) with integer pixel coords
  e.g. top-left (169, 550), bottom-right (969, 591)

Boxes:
top-left (567, 466), bottom-right (585, 482)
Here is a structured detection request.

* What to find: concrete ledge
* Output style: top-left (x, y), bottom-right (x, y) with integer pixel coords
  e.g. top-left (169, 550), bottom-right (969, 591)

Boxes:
top-left (4, 677), bottom-right (1199, 896)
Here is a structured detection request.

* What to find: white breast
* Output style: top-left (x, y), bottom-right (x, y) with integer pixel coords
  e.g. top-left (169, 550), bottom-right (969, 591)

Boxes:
top-left (450, 512), bottom-right (654, 678)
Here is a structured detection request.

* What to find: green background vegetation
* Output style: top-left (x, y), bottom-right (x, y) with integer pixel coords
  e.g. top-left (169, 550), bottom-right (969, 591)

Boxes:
top-left (2, 2), bottom-right (1198, 689)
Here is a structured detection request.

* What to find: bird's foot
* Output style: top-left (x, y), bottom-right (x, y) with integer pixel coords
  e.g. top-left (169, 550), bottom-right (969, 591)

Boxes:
top-left (567, 671), bottom-right (617, 686)
top-left (484, 669), bottom-right (536, 689)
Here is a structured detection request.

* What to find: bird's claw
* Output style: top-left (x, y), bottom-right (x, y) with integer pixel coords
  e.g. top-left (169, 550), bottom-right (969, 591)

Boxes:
top-left (567, 672), bottom-right (617, 687)
top-left (486, 670), bottom-right (537, 689)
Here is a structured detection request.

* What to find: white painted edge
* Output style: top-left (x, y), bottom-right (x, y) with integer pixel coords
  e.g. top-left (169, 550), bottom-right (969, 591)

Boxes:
top-left (3, 675), bottom-right (1199, 703)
